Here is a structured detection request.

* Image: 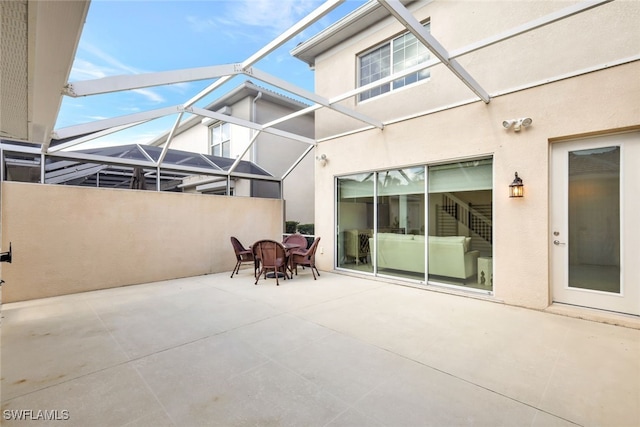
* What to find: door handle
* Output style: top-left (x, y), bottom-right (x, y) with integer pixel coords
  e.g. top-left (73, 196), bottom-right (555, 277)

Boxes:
top-left (553, 240), bottom-right (566, 246)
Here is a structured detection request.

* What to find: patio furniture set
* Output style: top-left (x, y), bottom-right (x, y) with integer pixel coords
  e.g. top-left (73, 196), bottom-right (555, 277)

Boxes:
top-left (230, 234), bottom-right (321, 285)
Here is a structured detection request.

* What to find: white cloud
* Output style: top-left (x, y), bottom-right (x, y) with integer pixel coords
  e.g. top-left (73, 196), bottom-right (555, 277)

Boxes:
top-left (132, 89), bottom-right (166, 104)
top-left (70, 41), bottom-right (166, 104)
top-left (69, 59), bottom-right (110, 81)
top-left (80, 41), bottom-right (142, 74)
top-left (225, 0), bottom-right (321, 35)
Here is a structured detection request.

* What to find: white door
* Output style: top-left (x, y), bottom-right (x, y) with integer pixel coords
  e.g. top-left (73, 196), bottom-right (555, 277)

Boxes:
top-left (550, 132), bottom-right (640, 315)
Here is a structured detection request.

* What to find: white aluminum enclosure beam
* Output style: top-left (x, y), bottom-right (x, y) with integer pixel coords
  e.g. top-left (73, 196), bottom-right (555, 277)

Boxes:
top-left (190, 107), bottom-right (316, 145)
top-left (41, 148), bottom-right (276, 181)
top-left (48, 122), bottom-right (145, 153)
top-left (245, 67), bottom-right (384, 129)
top-left (53, 106), bottom-right (181, 140)
top-left (242, 0), bottom-right (344, 69)
top-left (182, 0), bottom-right (344, 110)
top-left (281, 144), bottom-right (315, 181)
top-left (45, 150), bottom-right (157, 169)
top-left (331, 0), bottom-right (611, 106)
top-left (262, 105), bottom-right (322, 129)
top-left (377, 0), bottom-right (490, 103)
top-left (156, 111), bottom-right (185, 167)
top-left (46, 164), bottom-right (108, 184)
top-left (152, 0), bottom-right (344, 168)
top-left (227, 131), bottom-right (261, 175)
top-left (63, 64), bottom-right (239, 97)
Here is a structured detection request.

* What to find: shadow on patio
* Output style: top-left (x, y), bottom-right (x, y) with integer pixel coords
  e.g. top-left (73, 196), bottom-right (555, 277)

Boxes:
top-left (1, 271), bottom-right (638, 426)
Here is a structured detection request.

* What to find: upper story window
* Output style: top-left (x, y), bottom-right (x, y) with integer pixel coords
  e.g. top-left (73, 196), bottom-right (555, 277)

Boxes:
top-left (358, 22), bottom-right (431, 102)
top-left (210, 122), bottom-right (230, 157)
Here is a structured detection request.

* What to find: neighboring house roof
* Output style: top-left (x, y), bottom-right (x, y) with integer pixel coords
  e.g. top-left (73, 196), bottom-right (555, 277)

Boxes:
top-left (148, 80), bottom-right (312, 147)
top-left (291, 0), bottom-right (415, 67)
top-left (1, 140), bottom-right (273, 189)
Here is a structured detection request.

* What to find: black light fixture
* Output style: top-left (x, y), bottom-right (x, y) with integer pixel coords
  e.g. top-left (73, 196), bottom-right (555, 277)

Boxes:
top-left (509, 172), bottom-right (524, 198)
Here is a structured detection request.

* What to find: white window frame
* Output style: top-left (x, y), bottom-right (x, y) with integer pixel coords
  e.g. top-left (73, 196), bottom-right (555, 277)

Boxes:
top-left (358, 22), bottom-right (431, 102)
top-left (210, 122), bottom-right (230, 157)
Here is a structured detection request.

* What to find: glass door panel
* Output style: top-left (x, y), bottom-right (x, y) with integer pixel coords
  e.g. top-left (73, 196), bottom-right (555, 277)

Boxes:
top-left (568, 147), bottom-right (620, 293)
top-left (427, 159), bottom-right (493, 290)
top-left (375, 167), bottom-right (425, 280)
top-left (336, 173), bottom-right (374, 273)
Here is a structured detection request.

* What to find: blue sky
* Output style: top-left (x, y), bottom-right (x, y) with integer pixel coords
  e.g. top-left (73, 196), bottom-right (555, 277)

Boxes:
top-left (56, 0), bottom-right (367, 148)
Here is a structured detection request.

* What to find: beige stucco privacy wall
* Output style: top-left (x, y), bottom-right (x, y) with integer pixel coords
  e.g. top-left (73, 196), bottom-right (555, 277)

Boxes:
top-left (0, 182), bottom-right (283, 302)
top-left (312, 62), bottom-right (640, 310)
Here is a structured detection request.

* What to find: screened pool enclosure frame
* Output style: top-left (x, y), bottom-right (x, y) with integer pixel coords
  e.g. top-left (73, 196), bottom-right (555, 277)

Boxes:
top-left (2, 1), bottom-right (619, 197)
top-left (0, 140), bottom-right (276, 193)
top-left (4, 1), bottom-right (614, 175)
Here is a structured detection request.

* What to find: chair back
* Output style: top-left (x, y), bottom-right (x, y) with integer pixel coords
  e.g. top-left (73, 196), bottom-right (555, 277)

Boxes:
top-left (253, 240), bottom-right (287, 268)
top-left (295, 237), bottom-right (321, 260)
top-left (306, 237), bottom-right (321, 258)
top-left (230, 236), bottom-right (250, 260)
top-left (283, 233), bottom-right (308, 250)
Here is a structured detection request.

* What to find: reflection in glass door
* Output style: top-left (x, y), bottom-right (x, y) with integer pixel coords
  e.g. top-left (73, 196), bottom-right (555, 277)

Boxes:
top-left (568, 147), bottom-right (620, 293)
top-left (375, 167), bottom-right (425, 280)
top-left (427, 159), bottom-right (493, 291)
top-left (336, 173), bottom-right (374, 273)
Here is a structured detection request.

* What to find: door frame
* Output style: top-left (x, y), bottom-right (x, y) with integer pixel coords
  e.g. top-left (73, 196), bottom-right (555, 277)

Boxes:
top-left (550, 132), bottom-right (639, 315)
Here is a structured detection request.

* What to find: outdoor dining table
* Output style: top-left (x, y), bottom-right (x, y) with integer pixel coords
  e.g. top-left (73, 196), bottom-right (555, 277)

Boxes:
top-left (253, 240), bottom-right (302, 279)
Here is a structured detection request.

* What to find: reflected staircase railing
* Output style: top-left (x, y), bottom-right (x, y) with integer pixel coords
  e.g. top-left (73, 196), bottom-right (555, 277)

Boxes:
top-left (439, 194), bottom-right (492, 243)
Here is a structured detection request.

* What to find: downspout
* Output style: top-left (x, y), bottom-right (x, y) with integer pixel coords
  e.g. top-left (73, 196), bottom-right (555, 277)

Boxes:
top-left (251, 91), bottom-right (262, 197)
top-left (251, 91), bottom-right (263, 163)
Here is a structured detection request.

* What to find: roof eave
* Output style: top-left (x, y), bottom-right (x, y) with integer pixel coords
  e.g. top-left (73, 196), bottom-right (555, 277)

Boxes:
top-left (149, 80), bottom-right (312, 146)
top-left (291, 0), bottom-right (416, 67)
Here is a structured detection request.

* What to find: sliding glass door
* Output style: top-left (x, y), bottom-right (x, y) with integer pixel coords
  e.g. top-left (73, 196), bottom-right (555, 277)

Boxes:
top-left (428, 159), bottom-right (493, 290)
top-left (336, 158), bottom-right (492, 292)
top-left (375, 167), bottom-right (425, 279)
top-left (337, 173), bottom-right (374, 273)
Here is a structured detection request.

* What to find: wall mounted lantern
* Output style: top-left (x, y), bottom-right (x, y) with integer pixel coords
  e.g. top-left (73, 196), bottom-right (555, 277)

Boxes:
top-left (509, 172), bottom-right (524, 198)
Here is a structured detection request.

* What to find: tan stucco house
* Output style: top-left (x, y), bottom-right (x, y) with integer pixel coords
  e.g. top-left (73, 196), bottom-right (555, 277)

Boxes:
top-left (2, 0), bottom-right (639, 325)
top-left (292, 0), bottom-right (640, 316)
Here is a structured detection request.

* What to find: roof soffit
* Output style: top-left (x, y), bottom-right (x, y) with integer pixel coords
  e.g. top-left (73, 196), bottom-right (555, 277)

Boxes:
top-left (291, 0), bottom-right (417, 66)
top-left (29, 0), bottom-right (89, 145)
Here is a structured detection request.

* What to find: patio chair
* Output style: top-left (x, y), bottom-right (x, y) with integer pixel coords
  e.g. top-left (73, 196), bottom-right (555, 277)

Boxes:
top-left (291, 237), bottom-right (321, 280)
top-left (252, 239), bottom-right (289, 286)
top-left (230, 236), bottom-right (258, 278)
top-left (283, 233), bottom-right (308, 250)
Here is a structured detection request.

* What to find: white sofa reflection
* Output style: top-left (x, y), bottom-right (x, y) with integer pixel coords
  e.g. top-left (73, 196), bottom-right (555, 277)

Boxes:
top-left (370, 234), bottom-right (479, 279)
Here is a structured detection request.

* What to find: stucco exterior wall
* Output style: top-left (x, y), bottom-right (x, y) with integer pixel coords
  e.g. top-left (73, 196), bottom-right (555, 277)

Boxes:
top-left (0, 182), bottom-right (283, 302)
top-left (164, 121), bottom-right (209, 153)
top-left (313, 61), bottom-right (640, 310)
top-left (254, 100), bottom-right (316, 224)
top-left (312, 0), bottom-right (639, 140)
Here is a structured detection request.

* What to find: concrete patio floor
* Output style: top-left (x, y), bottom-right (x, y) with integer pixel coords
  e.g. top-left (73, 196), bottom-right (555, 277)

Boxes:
top-left (1, 271), bottom-right (639, 426)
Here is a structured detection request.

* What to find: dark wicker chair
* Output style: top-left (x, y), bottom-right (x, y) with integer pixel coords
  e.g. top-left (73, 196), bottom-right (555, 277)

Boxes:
top-left (252, 239), bottom-right (289, 286)
top-left (283, 233), bottom-right (308, 250)
top-left (291, 237), bottom-right (321, 280)
top-left (230, 236), bottom-right (257, 278)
